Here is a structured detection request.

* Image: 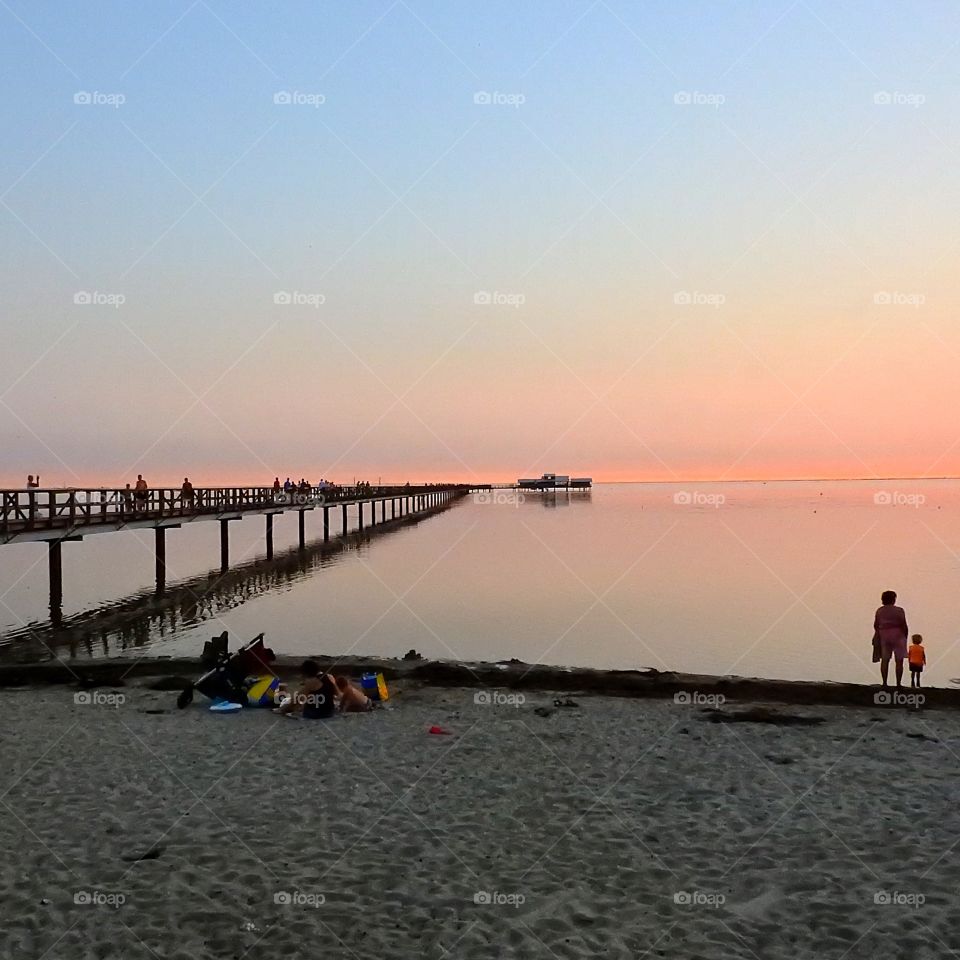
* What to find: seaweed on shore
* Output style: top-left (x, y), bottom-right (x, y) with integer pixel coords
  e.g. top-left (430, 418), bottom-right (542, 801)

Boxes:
top-left (698, 706), bottom-right (827, 727)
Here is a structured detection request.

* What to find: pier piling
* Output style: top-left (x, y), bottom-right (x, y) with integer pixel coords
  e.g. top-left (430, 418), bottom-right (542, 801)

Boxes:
top-left (155, 527), bottom-right (167, 593)
top-left (48, 541), bottom-right (62, 624)
top-left (220, 520), bottom-right (229, 571)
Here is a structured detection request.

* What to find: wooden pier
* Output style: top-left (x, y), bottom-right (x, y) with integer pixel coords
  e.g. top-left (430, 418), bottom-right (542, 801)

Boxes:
top-left (1, 483), bottom-right (468, 624)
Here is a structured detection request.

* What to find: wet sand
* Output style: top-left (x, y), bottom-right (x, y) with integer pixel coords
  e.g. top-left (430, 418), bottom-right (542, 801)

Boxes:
top-left (1, 675), bottom-right (958, 959)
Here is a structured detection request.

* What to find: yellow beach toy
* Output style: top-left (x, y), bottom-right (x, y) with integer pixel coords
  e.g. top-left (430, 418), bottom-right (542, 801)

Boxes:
top-left (246, 675), bottom-right (280, 707)
top-left (361, 672), bottom-right (389, 702)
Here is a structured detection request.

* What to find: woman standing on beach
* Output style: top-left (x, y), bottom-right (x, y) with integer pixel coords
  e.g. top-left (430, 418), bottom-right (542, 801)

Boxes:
top-left (873, 590), bottom-right (909, 690)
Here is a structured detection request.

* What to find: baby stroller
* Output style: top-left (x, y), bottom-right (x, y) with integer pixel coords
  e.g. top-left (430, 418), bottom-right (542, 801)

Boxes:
top-left (176, 631), bottom-right (277, 709)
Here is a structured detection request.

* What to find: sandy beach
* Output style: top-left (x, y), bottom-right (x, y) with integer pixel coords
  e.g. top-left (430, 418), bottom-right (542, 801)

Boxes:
top-left (1, 674), bottom-right (958, 960)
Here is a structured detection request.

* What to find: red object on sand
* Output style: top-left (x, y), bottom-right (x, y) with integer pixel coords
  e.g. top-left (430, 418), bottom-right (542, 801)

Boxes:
top-left (428, 725), bottom-right (452, 735)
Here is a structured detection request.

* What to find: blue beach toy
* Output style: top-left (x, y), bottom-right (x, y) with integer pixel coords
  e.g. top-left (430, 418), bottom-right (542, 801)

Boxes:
top-left (209, 699), bottom-right (243, 713)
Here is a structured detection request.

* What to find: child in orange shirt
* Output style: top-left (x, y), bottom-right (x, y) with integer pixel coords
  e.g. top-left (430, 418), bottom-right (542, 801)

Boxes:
top-left (908, 634), bottom-right (926, 687)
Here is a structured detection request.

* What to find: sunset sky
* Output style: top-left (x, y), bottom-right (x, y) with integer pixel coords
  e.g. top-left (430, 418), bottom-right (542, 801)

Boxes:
top-left (2, 1), bottom-right (959, 486)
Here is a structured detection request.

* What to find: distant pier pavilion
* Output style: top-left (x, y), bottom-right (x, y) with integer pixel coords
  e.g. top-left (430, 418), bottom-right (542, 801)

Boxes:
top-left (1, 483), bottom-right (468, 624)
top-left (516, 473), bottom-right (592, 491)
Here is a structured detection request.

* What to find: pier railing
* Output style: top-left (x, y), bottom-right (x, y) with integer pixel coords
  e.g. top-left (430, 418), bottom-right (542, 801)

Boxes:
top-left (1, 483), bottom-right (467, 538)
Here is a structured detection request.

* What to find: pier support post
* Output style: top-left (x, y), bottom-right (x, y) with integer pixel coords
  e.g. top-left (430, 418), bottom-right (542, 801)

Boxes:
top-left (323, 507), bottom-right (330, 542)
top-left (266, 514), bottom-right (274, 560)
top-left (358, 501), bottom-right (364, 530)
top-left (220, 519), bottom-right (230, 572)
top-left (298, 510), bottom-right (305, 549)
top-left (391, 499), bottom-right (396, 520)
top-left (341, 504), bottom-right (347, 535)
top-left (370, 500), bottom-right (376, 527)
top-left (48, 540), bottom-right (63, 624)
top-left (155, 527), bottom-right (167, 594)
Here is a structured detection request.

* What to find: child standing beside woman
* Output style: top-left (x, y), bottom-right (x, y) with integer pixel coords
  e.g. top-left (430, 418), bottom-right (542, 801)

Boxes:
top-left (908, 634), bottom-right (926, 688)
top-left (871, 591), bottom-right (929, 690)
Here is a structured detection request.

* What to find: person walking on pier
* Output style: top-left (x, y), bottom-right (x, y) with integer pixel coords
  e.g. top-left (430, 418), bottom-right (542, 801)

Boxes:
top-left (121, 483), bottom-right (134, 516)
top-left (181, 477), bottom-right (195, 511)
top-left (134, 475), bottom-right (149, 512)
top-left (273, 477), bottom-right (281, 494)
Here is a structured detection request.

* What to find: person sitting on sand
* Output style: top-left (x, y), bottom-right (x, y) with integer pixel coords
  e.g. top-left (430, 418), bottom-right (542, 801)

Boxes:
top-left (908, 634), bottom-right (926, 688)
top-left (873, 590), bottom-right (909, 690)
top-left (334, 675), bottom-right (373, 713)
top-left (275, 659), bottom-right (336, 719)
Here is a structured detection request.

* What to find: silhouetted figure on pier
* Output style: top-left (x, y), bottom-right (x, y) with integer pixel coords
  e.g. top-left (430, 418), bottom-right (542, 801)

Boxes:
top-left (273, 477), bottom-right (281, 494)
top-left (134, 475), bottom-right (149, 512)
top-left (121, 484), bottom-right (134, 516)
top-left (26, 474), bottom-right (39, 488)
top-left (181, 477), bottom-right (195, 510)
top-left (283, 477), bottom-right (293, 493)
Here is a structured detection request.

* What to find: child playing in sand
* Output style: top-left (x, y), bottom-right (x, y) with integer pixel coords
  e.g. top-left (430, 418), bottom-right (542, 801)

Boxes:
top-left (908, 635), bottom-right (926, 688)
top-left (334, 675), bottom-right (373, 713)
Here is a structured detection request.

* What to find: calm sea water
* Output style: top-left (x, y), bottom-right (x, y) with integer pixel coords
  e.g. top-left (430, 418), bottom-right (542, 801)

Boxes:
top-left (2, 481), bottom-right (958, 683)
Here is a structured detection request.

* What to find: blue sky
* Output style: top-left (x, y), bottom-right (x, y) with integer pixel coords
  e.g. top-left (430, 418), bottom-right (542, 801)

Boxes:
top-left (2, 1), bottom-right (960, 483)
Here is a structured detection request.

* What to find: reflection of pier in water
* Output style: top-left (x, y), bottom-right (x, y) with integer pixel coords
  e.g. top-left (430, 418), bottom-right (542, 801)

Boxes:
top-left (523, 489), bottom-right (592, 508)
top-left (0, 499), bottom-right (457, 663)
